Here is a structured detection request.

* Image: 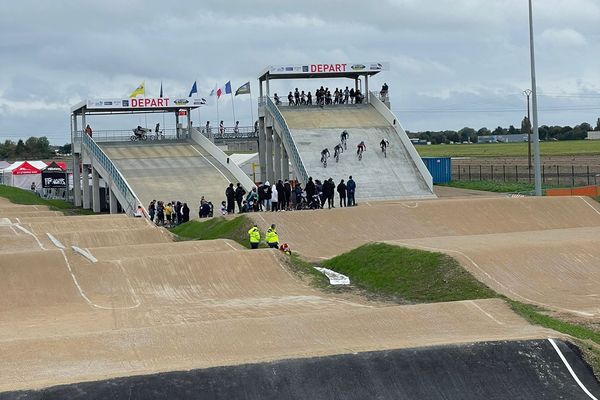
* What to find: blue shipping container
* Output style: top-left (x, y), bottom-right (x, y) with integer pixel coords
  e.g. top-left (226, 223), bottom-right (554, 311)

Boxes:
top-left (422, 157), bottom-right (451, 183)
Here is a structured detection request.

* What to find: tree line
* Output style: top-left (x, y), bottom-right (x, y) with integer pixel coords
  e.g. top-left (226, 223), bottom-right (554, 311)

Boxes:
top-left (0, 137), bottom-right (69, 160)
top-left (408, 119), bottom-right (600, 144)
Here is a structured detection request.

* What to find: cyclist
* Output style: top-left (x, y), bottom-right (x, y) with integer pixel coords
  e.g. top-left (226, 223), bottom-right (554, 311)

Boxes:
top-left (333, 143), bottom-right (343, 162)
top-left (356, 141), bottom-right (366, 157)
top-left (320, 148), bottom-right (330, 166)
top-left (340, 130), bottom-right (349, 148)
top-left (380, 139), bottom-right (389, 152)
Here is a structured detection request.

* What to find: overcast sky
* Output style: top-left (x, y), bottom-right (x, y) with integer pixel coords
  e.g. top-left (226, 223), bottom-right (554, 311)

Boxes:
top-left (1, 0), bottom-right (599, 144)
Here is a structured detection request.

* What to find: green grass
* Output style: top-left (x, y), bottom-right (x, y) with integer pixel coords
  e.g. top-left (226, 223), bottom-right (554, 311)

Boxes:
top-left (508, 300), bottom-right (600, 344)
top-left (170, 215), bottom-right (261, 248)
top-left (322, 243), bottom-right (496, 303)
top-left (438, 180), bottom-right (536, 193)
top-left (0, 184), bottom-right (94, 215)
top-left (416, 140), bottom-right (600, 158)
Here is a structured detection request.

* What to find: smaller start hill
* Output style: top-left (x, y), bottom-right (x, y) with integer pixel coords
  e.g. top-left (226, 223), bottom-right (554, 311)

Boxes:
top-left (279, 104), bottom-right (434, 201)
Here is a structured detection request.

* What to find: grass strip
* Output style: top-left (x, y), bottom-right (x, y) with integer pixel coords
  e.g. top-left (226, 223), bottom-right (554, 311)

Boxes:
top-left (0, 184), bottom-right (94, 214)
top-left (322, 243), bottom-right (496, 303)
top-left (170, 215), bottom-right (260, 248)
top-left (438, 180), bottom-right (536, 193)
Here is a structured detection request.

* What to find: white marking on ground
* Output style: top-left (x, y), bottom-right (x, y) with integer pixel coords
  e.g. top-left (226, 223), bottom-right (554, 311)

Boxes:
top-left (15, 217), bottom-right (21, 224)
top-left (468, 300), bottom-right (504, 325)
top-left (224, 241), bottom-right (239, 251)
top-left (72, 246), bottom-right (98, 263)
top-left (46, 233), bottom-right (65, 249)
top-left (579, 196), bottom-right (600, 217)
top-left (393, 241), bottom-right (595, 317)
top-left (189, 145), bottom-right (231, 183)
top-left (0, 218), bottom-right (11, 225)
top-left (14, 225), bottom-right (47, 250)
top-left (60, 249), bottom-right (140, 310)
top-left (548, 338), bottom-right (599, 400)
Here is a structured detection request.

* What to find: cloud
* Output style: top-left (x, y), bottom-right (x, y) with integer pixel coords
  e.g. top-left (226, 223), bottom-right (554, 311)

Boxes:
top-left (540, 28), bottom-right (587, 47)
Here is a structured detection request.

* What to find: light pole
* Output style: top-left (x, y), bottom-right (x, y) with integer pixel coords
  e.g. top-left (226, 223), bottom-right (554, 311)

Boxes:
top-left (528, 0), bottom-right (542, 196)
top-left (523, 89), bottom-right (532, 172)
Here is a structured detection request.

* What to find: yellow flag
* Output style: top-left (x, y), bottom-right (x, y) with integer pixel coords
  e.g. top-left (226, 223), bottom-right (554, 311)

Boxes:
top-left (129, 81), bottom-right (145, 98)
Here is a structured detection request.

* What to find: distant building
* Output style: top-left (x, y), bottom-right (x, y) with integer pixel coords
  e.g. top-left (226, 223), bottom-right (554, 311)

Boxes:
top-left (478, 134), bottom-right (528, 144)
top-left (587, 131), bottom-right (600, 140)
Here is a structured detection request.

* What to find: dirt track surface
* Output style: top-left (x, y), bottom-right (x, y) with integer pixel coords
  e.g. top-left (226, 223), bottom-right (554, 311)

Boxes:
top-left (0, 203), bottom-right (555, 391)
top-left (249, 196), bottom-right (600, 319)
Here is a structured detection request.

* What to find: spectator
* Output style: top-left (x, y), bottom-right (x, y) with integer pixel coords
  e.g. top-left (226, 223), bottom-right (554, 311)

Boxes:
top-left (148, 200), bottom-right (156, 222)
top-left (294, 183), bottom-right (303, 206)
top-left (181, 203), bottom-right (190, 223)
top-left (234, 121), bottom-right (240, 134)
top-left (235, 182), bottom-right (246, 213)
top-left (199, 201), bottom-right (211, 218)
top-left (284, 179), bottom-right (292, 210)
top-left (219, 120), bottom-right (225, 135)
top-left (246, 187), bottom-right (259, 211)
top-left (257, 182), bottom-right (266, 211)
top-left (165, 202), bottom-right (173, 225)
top-left (248, 224), bottom-right (261, 249)
top-left (325, 178), bottom-right (335, 209)
top-left (347, 176), bottom-right (356, 206)
top-left (85, 124), bottom-right (93, 137)
top-left (305, 177), bottom-right (315, 202)
top-left (265, 224), bottom-right (279, 248)
top-left (262, 181), bottom-right (271, 211)
top-left (225, 183), bottom-right (235, 213)
top-left (205, 121), bottom-right (211, 134)
top-left (30, 182), bottom-right (36, 192)
top-left (294, 88), bottom-right (300, 105)
top-left (288, 91), bottom-right (294, 106)
top-left (300, 90), bottom-right (306, 105)
top-left (156, 201), bottom-right (165, 226)
top-left (350, 88), bottom-right (355, 104)
top-left (307, 91), bottom-right (312, 105)
top-left (337, 179), bottom-right (347, 207)
top-left (220, 201), bottom-right (227, 215)
top-left (254, 120), bottom-right (259, 134)
top-left (276, 180), bottom-right (285, 211)
top-left (134, 205), bottom-right (145, 218)
top-left (270, 183), bottom-right (279, 212)
top-left (274, 93), bottom-right (281, 105)
top-left (344, 87), bottom-right (350, 104)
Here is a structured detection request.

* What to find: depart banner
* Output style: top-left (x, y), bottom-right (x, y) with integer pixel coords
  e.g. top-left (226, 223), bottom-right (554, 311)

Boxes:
top-left (86, 97), bottom-right (205, 110)
top-left (269, 62), bottom-right (389, 75)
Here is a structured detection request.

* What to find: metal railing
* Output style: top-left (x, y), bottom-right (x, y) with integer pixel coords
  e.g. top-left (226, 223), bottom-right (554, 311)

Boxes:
top-left (81, 133), bottom-right (141, 215)
top-left (265, 96), bottom-right (309, 184)
top-left (80, 129), bottom-right (182, 143)
top-left (201, 126), bottom-right (258, 140)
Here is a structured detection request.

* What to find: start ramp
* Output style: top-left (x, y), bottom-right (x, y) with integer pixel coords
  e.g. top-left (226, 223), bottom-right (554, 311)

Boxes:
top-left (99, 142), bottom-right (234, 209)
top-left (276, 101), bottom-right (433, 201)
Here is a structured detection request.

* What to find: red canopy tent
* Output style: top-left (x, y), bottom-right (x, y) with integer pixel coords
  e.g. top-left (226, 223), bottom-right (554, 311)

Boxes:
top-left (3, 161), bottom-right (43, 190)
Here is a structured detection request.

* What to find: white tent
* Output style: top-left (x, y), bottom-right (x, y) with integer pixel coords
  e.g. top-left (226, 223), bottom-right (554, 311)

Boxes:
top-left (2, 161), bottom-right (46, 191)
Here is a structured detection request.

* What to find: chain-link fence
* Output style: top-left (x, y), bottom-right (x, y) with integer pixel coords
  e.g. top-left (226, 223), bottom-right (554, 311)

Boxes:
top-left (453, 164), bottom-right (600, 187)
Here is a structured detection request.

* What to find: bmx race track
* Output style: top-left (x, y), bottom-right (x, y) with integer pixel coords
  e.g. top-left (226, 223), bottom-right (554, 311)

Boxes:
top-left (1, 194), bottom-right (600, 398)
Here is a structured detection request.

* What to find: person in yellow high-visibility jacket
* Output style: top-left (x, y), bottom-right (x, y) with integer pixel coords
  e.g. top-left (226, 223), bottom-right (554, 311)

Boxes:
top-left (265, 224), bottom-right (279, 249)
top-left (248, 224), bottom-right (261, 249)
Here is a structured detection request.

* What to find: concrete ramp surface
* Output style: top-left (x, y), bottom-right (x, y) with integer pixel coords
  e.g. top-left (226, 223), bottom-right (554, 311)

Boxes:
top-left (280, 105), bottom-right (433, 200)
top-left (99, 142), bottom-right (234, 209)
top-left (4, 340), bottom-right (599, 399)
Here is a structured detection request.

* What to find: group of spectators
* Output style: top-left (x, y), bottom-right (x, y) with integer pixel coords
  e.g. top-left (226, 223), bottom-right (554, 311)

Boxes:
top-left (274, 86), bottom-right (364, 107)
top-left (219, 176), bottom-right (357, 215)
top-left (145, 200), bottom-right (190, 227)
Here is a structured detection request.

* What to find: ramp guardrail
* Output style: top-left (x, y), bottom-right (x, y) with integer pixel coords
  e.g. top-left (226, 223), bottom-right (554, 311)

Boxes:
top-left (265, 96), bottom-right (309, 184)
top-left (81, 133), bottom-right (142, 215)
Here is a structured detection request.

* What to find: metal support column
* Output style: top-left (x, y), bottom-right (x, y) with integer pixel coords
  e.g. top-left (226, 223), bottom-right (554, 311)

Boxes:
top-left (364, 74), bottom-right (369, 103)
top-left (175, 112), bottom-right (180, 139)
top-left (273, 131), bottom-right (282, 181)
top-left (281, 142), bottom-right (289, 180)
top-left (109, 186), bottom-right (118, 214)
top-left (73, 153), bottom-right (81, 207)
top-left (265, 125), bottom-right (274, 183)
top-left (258, 117), bottom-right (266, 182)
top-left (82, 164), bottom-right (91, 209)
top-left (91, 166), bottom-right (100, 213)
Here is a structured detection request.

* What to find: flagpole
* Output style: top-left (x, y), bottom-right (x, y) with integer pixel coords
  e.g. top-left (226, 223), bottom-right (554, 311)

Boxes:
top-left (143, 82), bottom-right (148, 129)
top-left (249, 90), bottom-right (255, 126)
top-left (230, 92), bottom-right (237, 125)
top-left (216, 97), bottom-right (220, 129)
